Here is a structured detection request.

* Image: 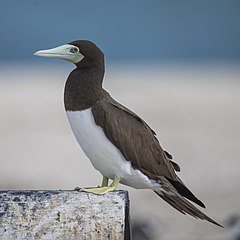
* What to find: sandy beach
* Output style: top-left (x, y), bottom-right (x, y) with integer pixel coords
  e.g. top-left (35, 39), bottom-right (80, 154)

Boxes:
top-left (0, 63), bottom-right (239, 239)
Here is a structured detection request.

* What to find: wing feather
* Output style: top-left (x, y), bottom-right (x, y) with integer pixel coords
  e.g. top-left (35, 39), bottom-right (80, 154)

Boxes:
top-left (92, 99), bottom-right (177, 180)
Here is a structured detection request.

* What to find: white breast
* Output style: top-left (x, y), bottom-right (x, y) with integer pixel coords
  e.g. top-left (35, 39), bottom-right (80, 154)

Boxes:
top-left (66, 108), bottom-right (159, 190)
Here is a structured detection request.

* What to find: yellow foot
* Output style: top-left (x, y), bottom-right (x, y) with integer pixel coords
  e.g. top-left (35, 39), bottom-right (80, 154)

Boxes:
top-left (83, 186), bottom-right (116, 195)
top-left (82, 176), bottom-right (120, 195)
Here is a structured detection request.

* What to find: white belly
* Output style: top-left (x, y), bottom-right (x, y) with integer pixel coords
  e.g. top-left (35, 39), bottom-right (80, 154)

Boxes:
top-left (66, 108), bottom-right (159, 189)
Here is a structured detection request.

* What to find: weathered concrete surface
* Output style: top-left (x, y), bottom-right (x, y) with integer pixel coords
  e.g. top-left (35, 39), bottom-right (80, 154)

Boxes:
top-left (0, 190), bottom-right (130, 240)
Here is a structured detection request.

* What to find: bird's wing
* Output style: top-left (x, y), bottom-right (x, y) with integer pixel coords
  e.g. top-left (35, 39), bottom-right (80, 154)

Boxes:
top-left (108, 98), bottom-right (181, 172)
top-left (92, 98), bottom-right (207, 208)
top-left (92, 98), bottom-right (177, 180)
top-left (92, 98), bottom-right (223, 227)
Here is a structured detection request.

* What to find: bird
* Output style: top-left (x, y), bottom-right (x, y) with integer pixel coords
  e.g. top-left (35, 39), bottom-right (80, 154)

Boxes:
top-left (34, 40), bottom-right (222, 227)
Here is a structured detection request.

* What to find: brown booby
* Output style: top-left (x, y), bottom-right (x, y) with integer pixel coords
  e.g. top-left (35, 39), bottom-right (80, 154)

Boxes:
top-left (34, 40), bottom-right (222, 227)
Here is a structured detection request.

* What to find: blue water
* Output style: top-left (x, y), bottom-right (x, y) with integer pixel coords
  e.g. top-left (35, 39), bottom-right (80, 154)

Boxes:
top-left (1, 0), bottom-right (240, 62)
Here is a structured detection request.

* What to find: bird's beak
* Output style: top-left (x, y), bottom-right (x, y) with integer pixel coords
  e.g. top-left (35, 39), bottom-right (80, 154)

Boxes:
top-left (33, 44), bottom-right (84, 63)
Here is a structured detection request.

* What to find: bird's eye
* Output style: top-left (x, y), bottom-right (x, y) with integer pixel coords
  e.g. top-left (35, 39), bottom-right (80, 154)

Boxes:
top-left (70, 47), bottom-right (78, 53)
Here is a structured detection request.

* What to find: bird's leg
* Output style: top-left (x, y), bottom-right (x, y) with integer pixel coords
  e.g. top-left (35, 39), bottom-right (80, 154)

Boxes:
top-left (75, 176), bottom-right (109, 191)
top-left (102, 176), bottom-right (109, 187)
top-left (83, 176), bottom-right (120, 195)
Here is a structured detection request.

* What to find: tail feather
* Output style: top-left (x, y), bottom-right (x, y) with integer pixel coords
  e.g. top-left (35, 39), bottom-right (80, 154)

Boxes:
top-left (166, 178), bottom-right (205, 208)
top-left (155, 190), bottom-right (223, 228)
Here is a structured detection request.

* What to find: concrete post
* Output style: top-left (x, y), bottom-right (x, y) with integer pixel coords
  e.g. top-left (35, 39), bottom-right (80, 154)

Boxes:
top-left (0, 190), bottom-right (131, 240)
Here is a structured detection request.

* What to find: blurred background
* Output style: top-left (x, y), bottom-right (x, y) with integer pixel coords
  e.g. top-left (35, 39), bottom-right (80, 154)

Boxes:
top-left (0, 1), bottom-right (240, 239)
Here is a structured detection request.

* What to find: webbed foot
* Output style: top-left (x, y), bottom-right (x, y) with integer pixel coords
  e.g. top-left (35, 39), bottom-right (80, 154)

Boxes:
top-left (82, 176), bottom-right (120, 195)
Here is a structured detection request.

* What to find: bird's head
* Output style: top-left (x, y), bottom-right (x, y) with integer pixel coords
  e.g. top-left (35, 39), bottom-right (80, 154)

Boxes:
top-left (34, 40), bottom-right (104, 68)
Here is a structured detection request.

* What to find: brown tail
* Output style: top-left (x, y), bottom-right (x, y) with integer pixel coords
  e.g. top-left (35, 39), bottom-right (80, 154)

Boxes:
top-left (155, 190), bottom-right (223, 228)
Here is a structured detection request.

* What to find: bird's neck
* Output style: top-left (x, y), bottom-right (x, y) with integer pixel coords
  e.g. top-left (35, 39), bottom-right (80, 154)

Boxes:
top-left (64, 65), bottom-right (106, 111)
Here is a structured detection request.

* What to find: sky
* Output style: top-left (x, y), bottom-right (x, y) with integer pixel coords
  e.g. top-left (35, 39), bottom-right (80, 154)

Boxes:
top-left (0, 0), bottom-right (240, 62)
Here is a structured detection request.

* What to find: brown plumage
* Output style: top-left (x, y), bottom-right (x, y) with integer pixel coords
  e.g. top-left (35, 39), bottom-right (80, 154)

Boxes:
top-left (91, 97), bottom-right (222, 227)
top-left (37, 40), bottom-right (222, 227)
